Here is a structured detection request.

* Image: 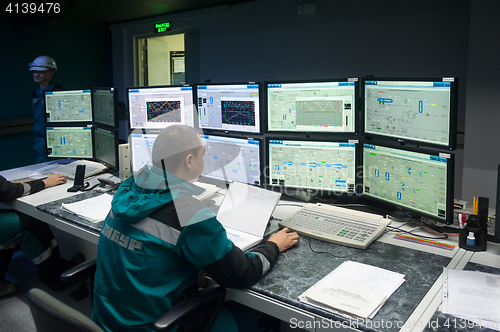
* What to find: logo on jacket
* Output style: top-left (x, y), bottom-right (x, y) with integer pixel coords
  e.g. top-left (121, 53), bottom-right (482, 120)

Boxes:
top-left (101, 225), bottom-right (143, 251)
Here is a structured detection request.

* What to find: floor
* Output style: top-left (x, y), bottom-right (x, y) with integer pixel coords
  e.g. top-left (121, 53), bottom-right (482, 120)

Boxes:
top-left (0, 251), bottom-right (93, 331)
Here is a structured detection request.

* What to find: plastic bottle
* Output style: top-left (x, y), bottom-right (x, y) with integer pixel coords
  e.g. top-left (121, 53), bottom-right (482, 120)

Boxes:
top-left (467, 232), bottom-right (475, 246)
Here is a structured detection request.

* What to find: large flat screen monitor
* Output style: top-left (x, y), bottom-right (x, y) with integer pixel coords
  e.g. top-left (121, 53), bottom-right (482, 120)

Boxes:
top-left (362, 143), bottom-right (454, 224)
top-left (363, 78), bottom-right (458, 149)
top-left (128, 85), bottom-right (194, 129)
top-left (45, 89), bottom-right (93, 123)
top-left (267, 139), bottom-right (357, 194)
top-left (129, 130), bottom-right (160, 174)
top-left (197, 83), bottom-right (261, 134)
top-left (93, 88), bottom-right (118, 128)
top-left (45, 126), bottom-right (93, 158)
top-left (94, 127), bottom-right (118, 169)
top-left (201, 135), bottom-right (261, 186)
top-left (266, 79), bottom-right (358, 133)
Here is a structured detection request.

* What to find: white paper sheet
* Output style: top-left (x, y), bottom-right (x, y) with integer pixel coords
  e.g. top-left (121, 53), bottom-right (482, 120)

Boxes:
top-left (61, 194), bottom-right (113, 223)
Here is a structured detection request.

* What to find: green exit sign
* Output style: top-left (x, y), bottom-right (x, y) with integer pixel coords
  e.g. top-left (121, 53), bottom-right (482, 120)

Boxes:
top-left (154, 22), bottom-right (171, 33)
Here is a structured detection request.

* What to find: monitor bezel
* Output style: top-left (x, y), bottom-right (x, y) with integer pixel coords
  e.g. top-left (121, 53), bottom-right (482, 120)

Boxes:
top-left (94, 126), bottom-right (119, 170)
top-left (126, 84), bottom-right (195, 130)
top-left (128, 128), bottom-right (162, 174)
top-left (92, 87), bottom-right (119, 128)
top-left (44, 88), bottom-right (94, 124)
top-left (264, 78), bottom-right (360, 136)
top-left (199, 133), bottom-right (264, 187)
top-left (45, 124), bottom-right (95, 160)
top-left (361, 141), bottom-right (455, 225)
top-left (265, 136), bottom-right (360, 197)
top-left (195, 82), bottom-right (263, 136)
top-left (361, 77), bottom-right (458, 150)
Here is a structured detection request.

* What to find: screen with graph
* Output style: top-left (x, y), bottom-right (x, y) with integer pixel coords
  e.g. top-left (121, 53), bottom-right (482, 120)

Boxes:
top-left (362, 143), bottom-right (454, 224)
top-left (128, 85), bottom-right (194, 129)
top-left (197, 83), bottom-right (261, 133)
top-left (267, 139), bottom-right (357, 194)
top-left (45, 126), bottom-right (93, 158)
top-left (267, 79), bottom-right (357, 133)
top-left (363, 78), bottom-right (457, 149)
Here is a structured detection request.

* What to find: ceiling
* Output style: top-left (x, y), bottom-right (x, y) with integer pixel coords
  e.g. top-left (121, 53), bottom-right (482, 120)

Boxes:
top-left (4, 0), bottom-right (257, 29)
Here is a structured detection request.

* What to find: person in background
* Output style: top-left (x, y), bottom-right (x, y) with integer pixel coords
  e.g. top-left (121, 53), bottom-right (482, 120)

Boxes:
top-left (0, 173), bottom-right (68, 297)
top-left (92, 125), bottom-right (299, 331)
top-left (29, 55), bottom-right (64, 163)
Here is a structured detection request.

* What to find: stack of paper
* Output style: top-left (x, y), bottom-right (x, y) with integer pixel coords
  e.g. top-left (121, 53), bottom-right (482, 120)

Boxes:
top-left (61, 194), bottom-right (113, 223)
top-left (300, 261), bottom-right (405, 319)
top-left (442, 268), bottom-right (500, 331)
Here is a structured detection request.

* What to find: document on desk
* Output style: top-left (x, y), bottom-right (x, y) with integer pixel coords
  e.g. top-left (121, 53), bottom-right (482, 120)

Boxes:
top-left (61, 193), bottom-right (113, 223)
top-left (442, 268), bottom-right (500, 330)
top-left (300, 261), bottom-right (405, 319)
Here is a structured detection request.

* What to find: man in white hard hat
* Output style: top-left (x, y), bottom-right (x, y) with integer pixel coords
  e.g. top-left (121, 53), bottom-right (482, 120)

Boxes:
top-left (29, 55), bottom-right (64, 163)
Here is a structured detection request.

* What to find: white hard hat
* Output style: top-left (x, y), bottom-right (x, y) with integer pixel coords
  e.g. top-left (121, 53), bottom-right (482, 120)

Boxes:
top-left (29, 55), bottom-right (57, 71)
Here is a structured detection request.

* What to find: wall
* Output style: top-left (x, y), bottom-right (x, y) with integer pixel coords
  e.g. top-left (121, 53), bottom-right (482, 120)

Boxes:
top-left (111, 0), bottom-right (470, 200)
top-left (0, 18), bottom-right (113, 170)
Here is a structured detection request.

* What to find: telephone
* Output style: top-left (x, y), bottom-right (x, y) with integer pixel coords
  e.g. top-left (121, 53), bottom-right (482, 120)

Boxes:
top-left (95, 177), bottom-right (118, 193)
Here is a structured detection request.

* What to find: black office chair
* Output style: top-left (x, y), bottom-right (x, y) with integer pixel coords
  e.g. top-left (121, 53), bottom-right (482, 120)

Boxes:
top-left (27, 259), bottom-right (227, 332)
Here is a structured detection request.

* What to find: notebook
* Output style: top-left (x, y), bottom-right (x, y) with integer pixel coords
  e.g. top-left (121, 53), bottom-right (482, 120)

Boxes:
top-left (217, 181), bottom-right (281, 251)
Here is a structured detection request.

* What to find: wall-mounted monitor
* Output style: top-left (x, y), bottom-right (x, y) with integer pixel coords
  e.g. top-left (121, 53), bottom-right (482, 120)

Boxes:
top-left (93, 88), bottom-right (118, 128)
top-left (362, 143), bottom-right (454, 224)
top-left (45, 89), bottom-right (93, 123)
top-left (45, 126), bottom-right (93, 158)
top-left (127, 85), bottom-right (194, 129)
top-left (201, 134), bottom-right (261, 186)
top-left (267, 139), bottom-right (357, 195)
top-left (362, 78), bottom-right (458, 150)
top-left (266, 79), bottom-right (358, 133)
top-left (94, 127), bottom-right (119, 169)
top-left (197, 83), bottom-right (261, 134)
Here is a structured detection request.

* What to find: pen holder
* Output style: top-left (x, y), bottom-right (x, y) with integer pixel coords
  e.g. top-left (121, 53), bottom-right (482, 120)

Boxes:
top-left (459, 197), bottom-right (488, 251)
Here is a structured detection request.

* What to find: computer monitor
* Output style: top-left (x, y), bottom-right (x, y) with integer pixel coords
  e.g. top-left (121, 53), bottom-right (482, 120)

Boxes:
top-left (197, 83), bottom-right (261, 134)
top-left (127, 85), bottom-right (194, 129)
top-left (93, 88), bottom-right (118, 128)
top-left (45, 126), bottom-right (93, 158)
top-left (362, 78), bottom-right (458, 149)
top-left (94, 127), bottom-right (119, 169)
top-left (129, 130), bottom-right (160, 174)
top-left (362, 143), bottom-right (454, 224)
top-left (45, 89), bottom-right (93, 123)
top-left (267, 139), bottom-right (357, 195)
top-left (201, 135), bottom-right (262, 186)
top-left (266, 79), bottom-right (358, 133)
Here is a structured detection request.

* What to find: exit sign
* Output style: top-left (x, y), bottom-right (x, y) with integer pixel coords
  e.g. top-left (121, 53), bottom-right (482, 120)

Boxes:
top-left (154, 22), bottom-right (171, 33)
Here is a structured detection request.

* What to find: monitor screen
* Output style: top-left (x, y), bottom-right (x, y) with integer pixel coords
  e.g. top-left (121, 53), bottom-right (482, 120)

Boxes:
top-left (267, 80), bottom-right (357, 133)
top-left (94, 127), bottom-right (118, 168)
top-left (46, 126), bottom-right (93, 158)
top-left (129, 131), bottom-right (159, 173)
top-left (363, 78), bottom-right (457, 149)
top-left (201, 135), bottom-right (261, 186)
top-left (93, 88), bottom-right (117, 128)
top-left (128, 86), bottom-right (194, 129)
top-left (268, 139), bottom-right (356, 194)
top-left (45, 89), bottom-right (93, 123)
top-left (362, 143), bottom-right (454, 224)
top-left (197, 83), bottom-right (261, 133)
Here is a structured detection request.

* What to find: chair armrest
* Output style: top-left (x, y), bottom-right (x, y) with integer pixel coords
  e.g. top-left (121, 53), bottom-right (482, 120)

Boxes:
top-left (60, 259), bottom-right (97, 281)
top-left (154, 285), bottom-right (227, 332)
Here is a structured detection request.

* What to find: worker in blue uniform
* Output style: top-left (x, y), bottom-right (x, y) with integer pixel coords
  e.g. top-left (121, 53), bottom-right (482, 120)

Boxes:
top-left (29, 55), bottom-right (64, 163)
top-left (92, 125), bottom-right (299, 331)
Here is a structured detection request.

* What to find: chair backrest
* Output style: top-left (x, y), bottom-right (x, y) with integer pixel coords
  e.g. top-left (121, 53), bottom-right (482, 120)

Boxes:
top-left (154, 285), bottom-right (227, 332)
top-left (27, 288), bottom-right (103, 332)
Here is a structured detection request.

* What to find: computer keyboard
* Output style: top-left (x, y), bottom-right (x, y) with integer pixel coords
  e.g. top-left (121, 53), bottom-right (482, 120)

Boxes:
top-left (50, 164), bottom-right (102, 179)
top-left (279, 203), bottom-right (391, 249)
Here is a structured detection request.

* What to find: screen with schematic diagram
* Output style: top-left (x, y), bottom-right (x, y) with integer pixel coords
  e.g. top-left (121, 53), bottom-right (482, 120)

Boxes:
top-left (267, 80), bottom-right (357, 133)
top-left (201, 135), bottom-right (261, 186)
top-left (46, 126), bottom-right (93, 158)
top-left (268, 140), bottom-right (356, 193)
top-left (129, 131), bottom-right (159, 173)
top-left (128, 86), bottom-right (194, 129)
top-left (45, 90), bottom-right (93, 122)
top-left (93, 88), bottom-right (117, 127)
top-left (94, 127), bottom-right (118, 168)
top-left (197, 84), bottom-right (260, 133)
top-left (362, 143), bottom-right (454, 223)
top-left (364, 79), bottom-right (456, 148)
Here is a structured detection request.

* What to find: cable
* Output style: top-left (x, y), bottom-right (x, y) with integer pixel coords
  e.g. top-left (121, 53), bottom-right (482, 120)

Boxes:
top-left (306, 236), bottom-right (364, 259)
top-left (420, 217), bottom-right (459, 236)
top-left (277, 203), bottom-right (305, 208)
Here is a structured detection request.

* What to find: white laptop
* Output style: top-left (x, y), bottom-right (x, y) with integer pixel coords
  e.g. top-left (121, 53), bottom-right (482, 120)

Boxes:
top-left (217, 181), bottom-right (281, 251)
